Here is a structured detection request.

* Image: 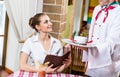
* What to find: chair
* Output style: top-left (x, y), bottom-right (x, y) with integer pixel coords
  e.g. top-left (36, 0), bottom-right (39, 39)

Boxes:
top-left (69, 45), bottom-right (87, 75)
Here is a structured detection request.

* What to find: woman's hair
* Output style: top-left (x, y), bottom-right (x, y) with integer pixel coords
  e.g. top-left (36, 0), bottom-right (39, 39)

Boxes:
top-left (29, 13), bottom-right (46, 32)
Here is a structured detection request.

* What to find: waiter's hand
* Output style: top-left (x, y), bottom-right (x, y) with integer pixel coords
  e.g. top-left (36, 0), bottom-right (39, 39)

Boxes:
top-left (78, 46), bottom-right (88, 51)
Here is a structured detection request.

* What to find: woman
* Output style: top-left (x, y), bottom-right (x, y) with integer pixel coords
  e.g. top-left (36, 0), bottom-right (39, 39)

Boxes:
top-left (79, 0), bottom-right (120, 77)
top-left (19, 13), bottom-right (71, 73)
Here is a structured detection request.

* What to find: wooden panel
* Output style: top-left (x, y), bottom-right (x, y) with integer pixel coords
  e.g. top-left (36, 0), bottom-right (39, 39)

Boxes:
top-left (70, 45), bottom-right (87, 73)
top-left (5, 67), bottom-right (13, 74)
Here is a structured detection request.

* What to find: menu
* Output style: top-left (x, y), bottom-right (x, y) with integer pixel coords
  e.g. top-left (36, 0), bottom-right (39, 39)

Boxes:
top-left (44, 51), bottom-right (70, 68)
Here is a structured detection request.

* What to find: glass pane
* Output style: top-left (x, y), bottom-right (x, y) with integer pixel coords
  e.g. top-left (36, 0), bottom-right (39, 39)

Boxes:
top-left (0, 1), bottom-right (6, 35)
top-left (0, 37), bottom-right (4, 65)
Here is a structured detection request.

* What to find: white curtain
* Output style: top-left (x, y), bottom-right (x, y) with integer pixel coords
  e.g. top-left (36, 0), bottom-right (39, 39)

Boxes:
top-left (5, 0), bottom-right (43, 41)
top-left (4, 0), bottom-right (43, 70)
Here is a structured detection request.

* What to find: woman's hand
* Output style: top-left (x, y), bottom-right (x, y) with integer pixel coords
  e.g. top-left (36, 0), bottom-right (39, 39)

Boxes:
top-left (45, 64), bottom-right (59, 73)
top-left (56, 64), bottom-right (66, 73)
top-left (63, 54), bottom-right (71, 68)
top-left (56, 54), bottom-right (72, 73)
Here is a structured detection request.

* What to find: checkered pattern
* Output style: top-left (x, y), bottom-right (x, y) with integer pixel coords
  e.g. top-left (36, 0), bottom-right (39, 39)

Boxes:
top-left (8, 70), bottom-right (83, 77)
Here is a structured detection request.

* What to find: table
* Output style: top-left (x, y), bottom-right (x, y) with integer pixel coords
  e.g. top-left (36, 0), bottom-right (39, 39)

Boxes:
top-left (8, 70), bottom-right (83, 77)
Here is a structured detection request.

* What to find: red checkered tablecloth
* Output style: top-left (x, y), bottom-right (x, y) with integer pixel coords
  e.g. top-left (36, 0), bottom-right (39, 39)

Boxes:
top-left (8, 70), bottom-right (83, 77)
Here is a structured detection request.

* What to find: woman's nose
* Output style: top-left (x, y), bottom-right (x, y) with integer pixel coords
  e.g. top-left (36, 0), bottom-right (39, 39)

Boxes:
top-left (49, 21), bottom-right (52, 25)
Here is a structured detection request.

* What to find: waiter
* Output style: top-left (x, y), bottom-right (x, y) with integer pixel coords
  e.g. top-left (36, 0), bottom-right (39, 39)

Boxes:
top-left (80, 0), bottom-right (120, 77)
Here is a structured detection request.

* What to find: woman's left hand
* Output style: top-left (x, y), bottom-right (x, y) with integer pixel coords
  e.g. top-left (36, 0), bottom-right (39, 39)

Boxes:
top-left (55, 64), bottom-right (66, 72)
top-left (56, 54), bottom-right (72, 72)
top-left (63, 54), bottom-right (72, 68)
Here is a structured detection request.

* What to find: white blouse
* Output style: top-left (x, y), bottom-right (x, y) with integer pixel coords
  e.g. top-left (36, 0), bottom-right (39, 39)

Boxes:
top-left (21, 33), bottom-right (63, 66)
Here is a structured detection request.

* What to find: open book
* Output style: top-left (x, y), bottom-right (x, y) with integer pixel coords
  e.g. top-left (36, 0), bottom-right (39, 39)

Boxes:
top-left (44, 51), bottom-right (70, 68)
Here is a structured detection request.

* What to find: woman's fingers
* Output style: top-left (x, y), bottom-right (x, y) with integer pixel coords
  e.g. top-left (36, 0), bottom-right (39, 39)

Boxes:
top-left (48, 64), bottom-right (53, 68)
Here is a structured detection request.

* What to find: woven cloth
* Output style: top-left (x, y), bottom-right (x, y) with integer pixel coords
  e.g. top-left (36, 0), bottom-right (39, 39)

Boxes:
top-left (8, 70), bottom-right (83, 77)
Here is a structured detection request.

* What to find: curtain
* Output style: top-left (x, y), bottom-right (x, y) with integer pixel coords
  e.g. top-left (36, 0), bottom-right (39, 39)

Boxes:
top-left (4, 0), bottom-right (43, 70)
top-left (5, 0), bottom-right (43, 41)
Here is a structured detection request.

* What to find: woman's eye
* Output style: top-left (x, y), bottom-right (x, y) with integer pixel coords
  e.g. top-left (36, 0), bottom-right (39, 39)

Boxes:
top-left (44, 20), bottom-right (51, 24)
top-left (44, 20), bottom-right (48, 23)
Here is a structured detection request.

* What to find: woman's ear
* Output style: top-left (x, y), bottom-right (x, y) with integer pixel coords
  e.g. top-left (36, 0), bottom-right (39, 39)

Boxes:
top-left (35, 25), bottom-right (41, 31)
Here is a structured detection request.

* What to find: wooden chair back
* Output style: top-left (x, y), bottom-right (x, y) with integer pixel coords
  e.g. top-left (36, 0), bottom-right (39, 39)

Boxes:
top-left (70, 45), bottom-right (87, 73)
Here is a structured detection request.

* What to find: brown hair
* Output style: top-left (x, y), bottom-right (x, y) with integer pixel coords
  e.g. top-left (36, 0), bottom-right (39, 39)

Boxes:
top-left (29, 13), bottom-right (46, 32)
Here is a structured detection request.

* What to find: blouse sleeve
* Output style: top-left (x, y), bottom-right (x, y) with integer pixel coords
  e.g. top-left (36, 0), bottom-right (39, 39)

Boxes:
top-left (21, 38), bottom-right (31, 55)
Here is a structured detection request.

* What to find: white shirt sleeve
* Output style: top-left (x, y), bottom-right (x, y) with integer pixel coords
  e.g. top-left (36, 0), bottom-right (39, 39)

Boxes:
top-left (21, 38), bottom-right (31, 55)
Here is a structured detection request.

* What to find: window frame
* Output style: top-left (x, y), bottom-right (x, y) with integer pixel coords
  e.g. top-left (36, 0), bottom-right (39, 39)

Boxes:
top-left (0, 0), bottom-right (9, 69)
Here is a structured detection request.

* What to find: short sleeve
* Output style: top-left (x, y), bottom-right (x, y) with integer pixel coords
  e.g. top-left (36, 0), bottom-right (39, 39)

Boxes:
top-left (21, 38), bottom-right (31, 55)
top-left (56, 40), bottom-right (63, 56)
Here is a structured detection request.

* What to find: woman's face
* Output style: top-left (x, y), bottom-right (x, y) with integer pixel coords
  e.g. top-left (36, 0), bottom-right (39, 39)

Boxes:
top-left (98, 0), bottom-right (110, 6)
top-left (37, 15), bottom-right (53, 33)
